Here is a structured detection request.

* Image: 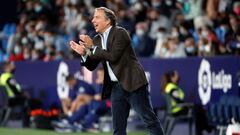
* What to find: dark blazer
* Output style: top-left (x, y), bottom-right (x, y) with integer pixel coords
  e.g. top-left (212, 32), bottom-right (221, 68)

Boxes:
top-left (81, 26), bottom-right (148, 99)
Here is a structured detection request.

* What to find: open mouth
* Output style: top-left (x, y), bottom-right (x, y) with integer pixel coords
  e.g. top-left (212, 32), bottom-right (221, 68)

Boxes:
top-left (94, 24), bottom-right (98, 29)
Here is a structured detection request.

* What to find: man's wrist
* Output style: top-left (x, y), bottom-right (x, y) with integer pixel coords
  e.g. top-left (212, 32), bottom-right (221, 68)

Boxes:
top-left (90, 46), bottom-right (97, 54)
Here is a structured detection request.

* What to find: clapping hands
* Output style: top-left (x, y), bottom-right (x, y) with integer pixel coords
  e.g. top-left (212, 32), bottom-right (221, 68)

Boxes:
top-left (69, 40), bottom-right (86, 56)
top-left (69, 34), bottom-right (93, 56)
top-left (79, 34), bottom-right (93, 49)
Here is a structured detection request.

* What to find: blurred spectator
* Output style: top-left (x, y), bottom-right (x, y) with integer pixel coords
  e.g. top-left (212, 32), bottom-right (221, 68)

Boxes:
top-left (233, 1), bottom-right (240, 16)
top-left (132, 21), bottom-right (155, 57)
top-left (160, 70), bottom-right (188, 116)
top-left (148, 8), bottom-right (170, 39)
top-left (43, 45), bottom-right (56, 62)
top-left (170, 26), bottom-right (181, 39)
top-left (164, 37), bottom-right (186, 58)
top-left (193, 15), bottom-right (214, 30)
top-left (198, 37), bottom-right (214, 57)
top-left (206, 0), bottom-right (219, 20)
top-left (6, 24), bottom-right (25, 57)
top-left (215, 18), bottom-right (231, 44)
top-left (170, 25), bottom-right (192, 42)
top-left (22, 46), bottom-right (31, 60)
top-left (184, 37), bottom-right (197, 56)
top-left (8, 43), bottom-right (24, 61)
top-left (31, 49), bottom-right (42, 61)
top-left (151, 0), bottom-right (177, 17)
top-left (0, 61), bottom-right (30, 126)
top-left (218, 0), bottom-right (232, 13)
top-left (227, 29), bottom-right (240, 55)
top-left (229, 14), bottom-right (239, 33)
top-left (130, 0), bottom-right (149, 23)
top-left (153, 27), bottom-right (168, 58)
top-left (0, 0), bottom-right (240, 61)
top-left (117, 8), bottom-right (135, 34)
top-left (200, 25), bottom-right (218, 43)
top-left (177, 0), bottom-right (204, 20)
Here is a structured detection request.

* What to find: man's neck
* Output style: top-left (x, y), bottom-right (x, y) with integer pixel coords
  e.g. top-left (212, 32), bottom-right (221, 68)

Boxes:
top-left (101, 25), bottom-right (112, 34)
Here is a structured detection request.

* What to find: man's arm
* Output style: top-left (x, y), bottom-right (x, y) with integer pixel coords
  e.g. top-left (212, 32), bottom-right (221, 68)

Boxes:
top-left (80, 56), bottom-right (100, 71)
top-left (80, 28), bottom-right (130, 63)
top-left (69, 41), bottom-right (100, 71)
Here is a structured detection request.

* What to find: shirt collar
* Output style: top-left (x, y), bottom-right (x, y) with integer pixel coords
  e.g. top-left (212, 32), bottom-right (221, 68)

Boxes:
top-left (101, 26), bottom-right (112, 38)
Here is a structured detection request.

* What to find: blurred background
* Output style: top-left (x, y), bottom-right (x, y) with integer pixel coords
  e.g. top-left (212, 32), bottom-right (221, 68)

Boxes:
top-left (0, 0), bottom-right (240, 135)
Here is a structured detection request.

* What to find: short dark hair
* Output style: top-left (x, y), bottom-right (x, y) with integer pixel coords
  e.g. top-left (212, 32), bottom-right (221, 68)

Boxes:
top-left (96, 7), bottom-right (117, 26)
top-left (2, 61), bottom-right (13, 71)
top-left (65, 74), bottom-right (75, 82)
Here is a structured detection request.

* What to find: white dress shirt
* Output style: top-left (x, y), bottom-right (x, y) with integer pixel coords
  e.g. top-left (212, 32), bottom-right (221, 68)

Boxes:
top-left (81, 26), bottom-right (118, 82)
top-left (100, 26), bottom-right (118, 82)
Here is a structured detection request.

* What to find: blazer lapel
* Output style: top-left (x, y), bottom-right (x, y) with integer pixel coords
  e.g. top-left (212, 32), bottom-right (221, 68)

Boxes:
top-left (106, 27), bottom-right (115, 50)
top-left (93, 34), bottom-right (102, 49)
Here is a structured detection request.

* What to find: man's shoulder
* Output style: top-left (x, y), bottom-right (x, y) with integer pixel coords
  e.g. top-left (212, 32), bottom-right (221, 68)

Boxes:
top-left (92, 26), bottom-right (128, 41)
top-left (114, 26), bottom-right (127, 32)
top-left (111, 26), bottom-right (130, 38)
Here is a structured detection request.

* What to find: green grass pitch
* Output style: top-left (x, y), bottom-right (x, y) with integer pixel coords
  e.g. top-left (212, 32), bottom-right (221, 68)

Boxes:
top-left (0, 128), bottom-right (147, 135)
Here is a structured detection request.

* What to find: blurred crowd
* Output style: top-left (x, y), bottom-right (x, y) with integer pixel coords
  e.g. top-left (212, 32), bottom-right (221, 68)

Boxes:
top-left (0, 0), bottom-right (240, 62)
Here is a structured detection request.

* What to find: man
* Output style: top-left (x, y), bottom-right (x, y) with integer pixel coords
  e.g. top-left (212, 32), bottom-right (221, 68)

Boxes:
top-left (69, 7), bottom-right (164, 135)
top-left (53, 72), bottom-right (110, 133)
top-left (62, 74), bottom-right (95, 116)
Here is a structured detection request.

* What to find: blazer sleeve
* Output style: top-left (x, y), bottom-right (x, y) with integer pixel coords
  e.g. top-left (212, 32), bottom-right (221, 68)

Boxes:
top-left (91, 28), bottom-right (130, 63)
top-left (81, 56), bottom-right (100, 71)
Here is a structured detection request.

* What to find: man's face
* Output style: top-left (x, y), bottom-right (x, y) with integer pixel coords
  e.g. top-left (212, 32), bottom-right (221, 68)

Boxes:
top-left (67, 79), bottom-right (76, 89)
top-left (8, 62), bottom-right (16, 73)
top-left (92, 9), bottom-right (110, 33)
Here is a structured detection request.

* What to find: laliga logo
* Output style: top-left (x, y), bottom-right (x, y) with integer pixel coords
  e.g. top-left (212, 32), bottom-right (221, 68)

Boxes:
top-left (198, 59), bottom-right (211, 105)
top-left (198, 59), bottom-right (232, 105)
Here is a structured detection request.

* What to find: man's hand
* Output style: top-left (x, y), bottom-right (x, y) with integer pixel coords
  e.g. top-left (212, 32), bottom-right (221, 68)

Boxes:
top-left (79, 34), bottom-right (93, 49)
top-left (69, 40), bottom-right (86, 56)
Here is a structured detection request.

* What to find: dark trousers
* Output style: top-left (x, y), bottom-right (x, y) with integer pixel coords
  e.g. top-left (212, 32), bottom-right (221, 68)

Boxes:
top-left (111, 83), bottom-right (164, 135)
top-left (8, 96), bottom-right (30, 127)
